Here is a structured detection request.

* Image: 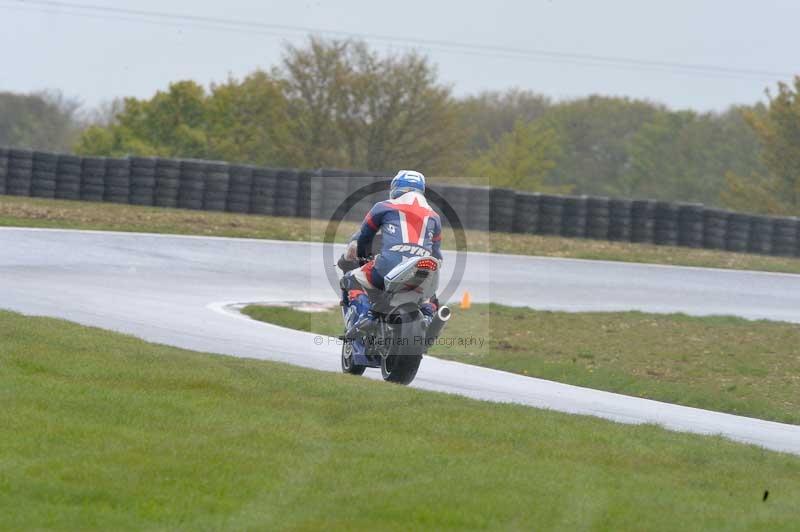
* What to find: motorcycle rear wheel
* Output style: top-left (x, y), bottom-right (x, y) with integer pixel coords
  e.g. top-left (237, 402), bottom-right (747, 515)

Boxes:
top-left (341, 339), bottom-right (366, 376)
top-left (381, 353), bottom-right (422, 384)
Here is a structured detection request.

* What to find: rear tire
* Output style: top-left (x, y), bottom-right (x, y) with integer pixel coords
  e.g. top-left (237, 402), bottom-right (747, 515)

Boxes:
top-left (341, 339), bottom-right (366, 376)
top-left (380, 310), bottom-right (425, 385)
top-left (381, 353), bottom-right (422, 384)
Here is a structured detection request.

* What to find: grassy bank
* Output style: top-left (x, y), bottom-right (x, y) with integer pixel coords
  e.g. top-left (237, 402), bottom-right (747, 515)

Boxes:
top-left (242, 304), bottom-right (800, 425)
top-left (1, 309), bottom-right (799, 530)
top-left (3, 194), bottom-right (800, 274)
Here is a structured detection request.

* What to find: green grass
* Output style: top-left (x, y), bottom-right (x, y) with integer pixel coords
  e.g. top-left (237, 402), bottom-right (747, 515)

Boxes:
top-left (243, 305), bottom-right (345, 335)
top-left (1, 309), bottom-right (799, 530)
top-left (242, 304), bottom-right (800, 425)
top-left (3, 194), bottom-right (800, 274)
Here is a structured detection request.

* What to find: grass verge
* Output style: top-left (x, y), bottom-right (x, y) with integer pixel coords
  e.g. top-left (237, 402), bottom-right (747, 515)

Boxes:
top-left (1, 309), bottom-right (799, 530)
top-left (242, 304), bottom-right (800, 425)
top-left (3, 194), bottom-right (800, 274)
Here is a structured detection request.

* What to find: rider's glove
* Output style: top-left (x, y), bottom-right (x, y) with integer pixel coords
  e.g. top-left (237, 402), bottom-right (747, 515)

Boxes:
top-left (344, 240), bottom-right (358, 261)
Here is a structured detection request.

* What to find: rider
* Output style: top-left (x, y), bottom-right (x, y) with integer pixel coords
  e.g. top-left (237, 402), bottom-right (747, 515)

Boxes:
top-left (341, 170), bottom-right (442, 340)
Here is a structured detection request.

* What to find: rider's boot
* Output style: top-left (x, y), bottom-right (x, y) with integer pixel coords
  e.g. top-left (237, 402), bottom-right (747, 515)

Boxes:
top-left (420, 299), bottom-right (438, 326)
top-left (345, 290), bottom-right (375, 339)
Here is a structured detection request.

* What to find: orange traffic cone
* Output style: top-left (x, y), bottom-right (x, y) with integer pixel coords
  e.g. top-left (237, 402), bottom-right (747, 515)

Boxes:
top-left (460, 291), bottom-right (472, 310)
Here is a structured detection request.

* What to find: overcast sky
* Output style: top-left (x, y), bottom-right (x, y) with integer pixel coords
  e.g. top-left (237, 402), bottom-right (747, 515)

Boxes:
top-left (2, 0), bottom-right (798, 112)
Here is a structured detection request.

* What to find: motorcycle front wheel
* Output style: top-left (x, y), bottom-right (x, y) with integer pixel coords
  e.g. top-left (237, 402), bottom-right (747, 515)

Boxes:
top-left (341, 339), bottom-right (366, 376)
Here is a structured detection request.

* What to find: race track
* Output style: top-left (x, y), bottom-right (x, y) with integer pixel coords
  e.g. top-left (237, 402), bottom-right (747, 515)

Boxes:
top-left (2, 227), bottom-right (799, 454)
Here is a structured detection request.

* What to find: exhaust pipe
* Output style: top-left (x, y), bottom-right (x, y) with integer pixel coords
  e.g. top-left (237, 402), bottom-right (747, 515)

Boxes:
top-left (425, 305), bottom-right (451, 345)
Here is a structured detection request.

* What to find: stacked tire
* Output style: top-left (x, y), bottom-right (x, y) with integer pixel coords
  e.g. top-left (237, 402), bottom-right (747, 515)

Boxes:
top-left (560, 195), bottom-right (587, 238)
top-left (586, 197), bottom-right (611, 240)
top-left (434, 184), bottom-right (469, 229)
top-left (0, 147), bottom-right (8, 195)
top-left (226, 164), bottom-right (254, 214)
top-left (55, 154), bottom-right (82, 200)
top-left (726, 213), bottom-right (752, 252)
top-left (347, 176), bottom-right (378, 223)
top-left (81, 157), bottom-right (106, 202)
top-left (178, 160), bottom-right (205, 210)
top-left (250, 168), bottom-right (278, 216)
top-left (512, 192), bottom-right (539, 234)
top-left (154, 158), bottom-right (181, 208)
top-left (104, 158), bottom-right (130, 204)
top-left (14, 148), bottom-right (800, 262)
top-left (295, 170), bottom-right (314, 218)
top-left (631, 200), bottom-right (656, 244)
top-left (747, 215), bottom-right (774, 255)
top-left (31, 151), bottom-right (57, 198)
top-left (538, 195), bottom-right (563, 235)
top-left (608, 199), bottom-right (633, 241)
top-left (306, 172), bottom-right (326, 220)
top-left (273, 169), bottom-right (300, 218)
top-left (367, 176), bottom-right (389, 215)
top-left (7, 149), bottom-right (34, 197)
top-left (343, 174), bottom-right (366, 222)
top-left (678, 204), bottom-right (704, 248)
top-left (654, 201), bottom-right (679, 246)
top-left (771, 217), bottom-right (798, 257)
top-left (703, 208), bottom-right (728, 250)
top-left (129, 157), bottom-right (157, 206)
top-left (203, 162), bottom-right (229, 211)
top-left (489, 188), bottom-right (516, 233)
top-left (317, 170), bottom-right (350, 222)
top-left (466, 187), bottom-right (491, 231)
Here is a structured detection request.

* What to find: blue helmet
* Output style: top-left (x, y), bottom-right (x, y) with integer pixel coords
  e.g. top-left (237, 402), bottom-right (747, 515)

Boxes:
top-left (390, 170), bottom-right (426, 199)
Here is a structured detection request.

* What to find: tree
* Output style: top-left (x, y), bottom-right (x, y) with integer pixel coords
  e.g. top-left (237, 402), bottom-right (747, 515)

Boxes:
top-left (457, 89), bottom-right (551, 156)
top-left (542, 96), bottom-right (664, 196)
top-left (0, 90), bottom-right (81, 151)
top-left (722, 79), bottom-right (800, 215)
top-left (278, 38), bottom-right (352, 167)
top-left (75, 80), bottom-right (209, 158)
top-left (207, 71), bottom-right (292, 166)
top-left (621, 108), bottom-right (761, 204)
top-left (467, 119), bottom-right (566, 192)
top-left (76, 38), bottom-right (464, 173)
top-left (75, 75), bottom-right (291, 164)
top-left (279, 37), bottom-right (465, 172)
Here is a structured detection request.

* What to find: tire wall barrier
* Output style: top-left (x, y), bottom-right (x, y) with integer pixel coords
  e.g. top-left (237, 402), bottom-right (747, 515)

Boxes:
top-left (586, 197), bottom-right (610, 240)
top-left (2, 147), bottom-right (800, 258)
top-left (631, 200), bottom-right (656, 244)
top-left (56, 154), bottom-right (81, 200)
top-left (104, 158), bottom-right (130, 204)
top-left (537, 194), bottom-right (564, 235)
top-left (678, 204), bottom-right (704, 248)
top-left (560, 195), bottom-right (587, 238)
top-left (7, 149), bottom-right (34, 197)
top-left (155, 158), bottom-right (180, 208)
top-left (204, 162), bottom-right (229, 212)
top-left (608, 199), bottom-right (632, 242)
top-left (130, 157), bottom-right (157, 207)
top-left (32, 151), bottom-right (57, 199)
top-left (0, 147), bottom-right (8, 195)
top-left (178, 160), bottom-right (205, 210)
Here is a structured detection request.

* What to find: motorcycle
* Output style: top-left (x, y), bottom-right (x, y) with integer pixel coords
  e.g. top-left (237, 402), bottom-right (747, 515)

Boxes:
top-left (338, 253), bottom-right (451, 385)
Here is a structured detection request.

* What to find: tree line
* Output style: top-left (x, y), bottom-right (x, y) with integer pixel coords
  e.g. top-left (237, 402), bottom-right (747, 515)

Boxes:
top-left (2, 37), bottom-right (798, 215)
top-left (0, 90), bottom-right (80, 153)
